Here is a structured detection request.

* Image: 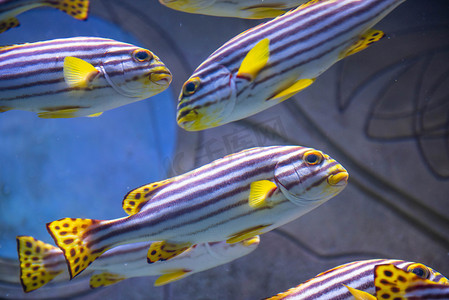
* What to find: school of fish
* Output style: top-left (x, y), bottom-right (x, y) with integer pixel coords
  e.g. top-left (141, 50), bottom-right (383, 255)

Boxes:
top-left (1, 0), bottom-right (445, 298)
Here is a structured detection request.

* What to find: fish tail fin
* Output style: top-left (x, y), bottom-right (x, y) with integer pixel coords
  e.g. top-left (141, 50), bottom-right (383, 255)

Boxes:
top-left (0, 17), bottom-right (20, 34)
top-left (49, 0), bottom-right (90, 21)
top-left (16, 236), bottom-right (64, 292)
top-left (46, 217), bottom-right (107, 279)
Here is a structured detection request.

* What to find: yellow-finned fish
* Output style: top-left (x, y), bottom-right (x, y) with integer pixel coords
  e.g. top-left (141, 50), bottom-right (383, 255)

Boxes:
top-left (266, 259), bottom-right (449, 300)
top-left (16, 235), bottom-right (259, 292)
top-left (0, 37), bottom-right (172, 118)
top-left (159, 0), bottom-right (308, 19)
top-left (46, 146), bottom-right (348, 279)
top-left (177, 0), bottom-right (405, 131)
top-left (0, 0), bottom-right (90, 34)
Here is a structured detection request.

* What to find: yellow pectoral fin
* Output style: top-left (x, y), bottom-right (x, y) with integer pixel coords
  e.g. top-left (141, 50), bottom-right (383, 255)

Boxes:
top-left (17, 236), bottom-right (64, 293)
top-left (38, 108), bottom-right (80, 118)
top-left (49, 0), bottom-right (90, 20)
top-left (343, 284), bottom-right (377, 300)
top-left (0, 17), bottom-right (20, 34)
top-left (244, 7), bottom-right (286, 19)
top-left (122, 178), bottom-right (174, 216)
top-left (147, 241), bottom-right (192, 263)
top-left (237, 38), bottom-right (270, 81)
top-left (341, 29), bottom-right (385, 59)
top-left (90, 272), bottom-right (126, 289)
top-left (249, 180), bottom-right (277, 208)
top-left (63, 56), bottom-right (99, 88)
top-left (269, 78), bottom-right (315, 102)
top-left (87, 112), bottom-right (103, 117)
top-left (226, 225), bottom-right (270, 244)
top-left (154, 270), bottom-right (191, 286)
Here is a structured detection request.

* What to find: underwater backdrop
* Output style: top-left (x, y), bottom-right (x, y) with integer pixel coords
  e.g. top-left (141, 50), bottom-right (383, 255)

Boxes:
top-left (0, 0), bottom-right (448, 299)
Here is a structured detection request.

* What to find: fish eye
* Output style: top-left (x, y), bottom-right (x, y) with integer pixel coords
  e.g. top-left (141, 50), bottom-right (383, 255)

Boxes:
top-left (183, 77), bottom-right (200, 96)
top-left (407, 264), bottom-right (430, 279)
top-left (132, 49), bottom-right (153, 62)
top-left (303, 150), bottom-right (323, 165)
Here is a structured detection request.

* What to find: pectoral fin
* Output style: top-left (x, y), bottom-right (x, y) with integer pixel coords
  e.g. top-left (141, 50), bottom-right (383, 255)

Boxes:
top-left (63, 56), bottom-right (99, 88)
top-left (122, 179), bottom-right (174, 215)
top-left (340, 29), bottom-right (385, 59)
top-left (249, 180), bottom-right (277, 208)
top-left (237, 38), bottom-right (270, 81)
top-left (154, 269), bottom-right (191, 286)
top-left (90, 272), bottom-right (126, 288)
top-left (227, 225), bottom-right (270, 244)
top-left (268, 78), bottom-right (315, 102)
top-left (0, 17), bottom-right (20, 34)
top-left (147, 241), bottom-right (192, 263)
top-left (243, 7), bottom-right (286, 19)
top-left (343, 284), bottom-right (377, 300)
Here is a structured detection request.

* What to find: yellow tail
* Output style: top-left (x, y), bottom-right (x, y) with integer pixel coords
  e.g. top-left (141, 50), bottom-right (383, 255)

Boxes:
top-left (49, 0), bottom-right (90, 21)
top-left (16, 236), bottom-right (64, 292)
top-left (46, 218), bottom-right (107, 279)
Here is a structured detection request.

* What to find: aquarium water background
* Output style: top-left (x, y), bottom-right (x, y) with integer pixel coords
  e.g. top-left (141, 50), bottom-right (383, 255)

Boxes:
top-left (0, 0), bottom-right (448, 299)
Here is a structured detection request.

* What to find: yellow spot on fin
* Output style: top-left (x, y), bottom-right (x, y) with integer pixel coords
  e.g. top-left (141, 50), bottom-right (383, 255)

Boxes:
top-left (341, 29), bottom-right (385, 58)
top-left (122, 178), bottom-right (174, 216)
top-left (154, 269), bottom-right (191, 286)
top-left (249, 180), bottom-right (277, 208)
top-left (88, 112), bottom-right (103, 117)
top-left (89, 272), bottom-right (126, 288)
top-left (0, 17), bottom-right (19, 34)
top-left (38, 108), bottom-right (80, 118)
top-left (343, 284), bottom-right (377, 300)
top-left (269, 78), bottom-right (315, 102)
top-left (16, 236), bottom-right (64, 293)
top-left (49, 0), bottom-right (90, 20)
top-left (46, 218), bottom-right (106, 279)
top-left (237, 38), bottom-right (270, 81)
top-left (147, 241), bottom-right (191, 264)
top-left (227, 225), bottom-right (270, 244)
top-left (63, 56), bottom-right (99, 88)
top-left (244, 7), bottom-right (286, 19)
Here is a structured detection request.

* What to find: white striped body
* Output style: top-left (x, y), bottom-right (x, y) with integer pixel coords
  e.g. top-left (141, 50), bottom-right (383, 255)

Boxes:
top-left (267, 259), bottom-right (449, 300)
top-left (0, 37), bottom-right (171, 117)
top-left (177, 0), bottom-right (406, 131)
top-left (159, 0), bottom-right (308, 19)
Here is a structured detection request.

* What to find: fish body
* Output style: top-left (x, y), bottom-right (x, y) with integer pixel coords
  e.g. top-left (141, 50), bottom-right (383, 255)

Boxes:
top-left (0, 0), bottom-right (90, 34)
top-left (46, 146), bottom-right (348, 278)
top-left (159, 0), bottom-right (308, 19)
top-left (0, 37), bottom-right (172, 118)
top-left (16, 235), bottom-right (260, 292)
top-left (177, 0), bottom-right (405, 131)
top-left (266, 259), bottom-right (449, 300)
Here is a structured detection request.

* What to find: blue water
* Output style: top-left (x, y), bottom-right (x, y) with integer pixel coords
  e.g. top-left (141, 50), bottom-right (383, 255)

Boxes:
top-left (0, 10), bottom-right (177, 259)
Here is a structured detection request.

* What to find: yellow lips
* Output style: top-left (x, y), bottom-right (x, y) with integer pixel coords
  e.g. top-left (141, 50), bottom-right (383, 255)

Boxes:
top-left (150, 72), bottom-right (172, 86)
top-left (327, 171), bottom-right (349, 186)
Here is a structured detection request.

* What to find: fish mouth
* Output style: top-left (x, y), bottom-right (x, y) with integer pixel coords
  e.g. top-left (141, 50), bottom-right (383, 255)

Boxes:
top-left (150, 72), bottom-right (172, 86)
top-left (327, 170), bottom-right (349, 186)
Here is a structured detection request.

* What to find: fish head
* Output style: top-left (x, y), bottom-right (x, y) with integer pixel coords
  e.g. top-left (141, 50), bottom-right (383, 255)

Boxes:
top-left (102, 47), bottom-right (172, 99)
top-left (177, 63), bottom-right (237, 131)
top-left (204, 236), bottom-right (260, 262)
top-left (159, 0), bottom-right (216, 13)
top-left (404, 263), bottom-right (449, 285)
top-left (274, 148), bottom-right (348, 205)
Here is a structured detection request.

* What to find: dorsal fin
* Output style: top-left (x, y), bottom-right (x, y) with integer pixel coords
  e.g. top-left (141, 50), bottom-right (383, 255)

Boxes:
top-left (122, 178), bottom-right (174, 215)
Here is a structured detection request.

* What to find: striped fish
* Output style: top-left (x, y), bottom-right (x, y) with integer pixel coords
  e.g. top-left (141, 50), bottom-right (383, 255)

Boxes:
top-left (46, 145), bottom-right (348, 279)
top-left (176, 0), bottom-right (406, 131)
top-left (0, 37), bottom-right (172, 118)
top-left (0, 0), bottom-right (89, 34)
top-left (16, 235), bottom-right (259, 292)
top-left (266, 259), bottom-right (449, 300)
top-left (159, 0), bottom-right (308, 19)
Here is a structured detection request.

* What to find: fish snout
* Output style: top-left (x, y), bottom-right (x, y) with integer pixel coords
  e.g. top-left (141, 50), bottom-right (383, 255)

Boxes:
top-left (150, 68), bottom-right (172, 86)
top-left (327, 165), bottom-right (349, 186)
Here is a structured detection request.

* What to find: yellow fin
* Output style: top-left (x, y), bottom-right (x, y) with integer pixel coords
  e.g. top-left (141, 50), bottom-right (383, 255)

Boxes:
top-left (0, 17), bottom-right (20, 34)
top-left (38, 108), bottom-right (80, 118)
top-left (46, 218), bottom-right (106, 279)
top-left (63, 56), bottom-right (99, 88)
top-left (87, 112), bottom-right (103, 117)
top-left (269, 78), bottom-right (315, 102)
top-left (49, 0), bottom-right (90, 20)
top-left (341, 29), bottom-right (385, 58)
top-left (298, 0), bottom-right (325, 10)
top-left (227, 225), bottom-right (270, 244)
top-left (244, 7), bottom-right (286, 19)
top-left (147, 241), bottom-right (191, 264)
top-left (237, 38), bottom-right (270, 81)
top-left (249, 180), bottom-right (277, 208)
top-left (154, 270), bottom-right (190, 286)
top-left (122, 179), bottom-right (174, 216)
top-left (89, 272), bottom-right (126, 288)
top-left (343, 284), bottom-right (377, 300)
top-left (16, 236), bottom-right (64, 293)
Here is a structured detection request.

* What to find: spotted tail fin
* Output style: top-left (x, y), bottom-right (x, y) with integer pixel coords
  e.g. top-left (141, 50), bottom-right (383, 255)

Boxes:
top-left (46, 218), bottom-right (107, 279)
top-left (48, 0), bottom-right (90, 21)
top-left (16, 236), bottom-right (65, 292)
